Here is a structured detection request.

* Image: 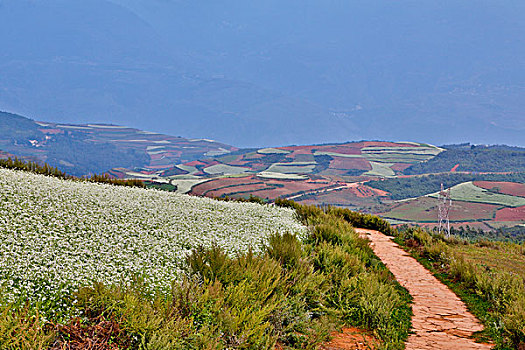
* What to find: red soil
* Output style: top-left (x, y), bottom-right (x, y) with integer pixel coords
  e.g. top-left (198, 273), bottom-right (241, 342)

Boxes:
top-left (323, 145), bottom-right (362, 155)
top-left (390, 163), bottom-right (412, 172)
top-left (330, 157), bottom-right (371, 170)
top-left (149, 154), bottom-right (165, 160)
top-left (474, 181), bottom-right (525, 197)
top-left (192, 176), bottom-right (332, 199)
top-left (357, 185), bottom-right (389, 197)
top-left (321, 327), bottom-right (378, 350)
top-left (495, 206), bottom-right (525, 222)
top-left (206, 183), bottom-right (269, 197)
top-left (382, 197), bottom-right (499, 222)
top-left (191, 176), bottom-right (256, 195)
top-left (185, 160), bottom-right (207, 167)
top-left (359, 141), bottom-right (417, 148)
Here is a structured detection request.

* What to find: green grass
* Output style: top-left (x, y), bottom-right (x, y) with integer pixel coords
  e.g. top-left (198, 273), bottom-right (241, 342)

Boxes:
top-left (448, 241), bottom-right (525, 280)
top-left (364, 162), bottom-right (395, 177)
top-left (0, 199), bottom-right (411, 349)
top-left (395, 228), bottom-right (525, 349)
top-left (266, 163), bottom-right (317, 174)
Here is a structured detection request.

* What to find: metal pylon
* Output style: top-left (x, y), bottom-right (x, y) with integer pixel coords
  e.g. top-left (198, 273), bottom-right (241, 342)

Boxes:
top-left (437, 183), bottom-right (452, 236)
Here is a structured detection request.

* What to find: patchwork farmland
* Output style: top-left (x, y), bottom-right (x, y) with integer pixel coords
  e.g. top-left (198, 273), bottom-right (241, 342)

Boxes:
top-left (380, 181), bottom-right (525, 230)
top-left (110, 140), bottom-right (524, 231)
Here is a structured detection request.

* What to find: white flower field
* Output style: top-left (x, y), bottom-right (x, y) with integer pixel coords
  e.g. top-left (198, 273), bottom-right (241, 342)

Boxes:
top-left (0, 168), bottom-right (305, 313)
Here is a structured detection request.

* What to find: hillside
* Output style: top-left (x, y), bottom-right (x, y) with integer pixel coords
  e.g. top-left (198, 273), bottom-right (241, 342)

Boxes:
top-left (0, 167), bottom-right (304, 307)
top-left (119, 141), bottom-right (524, 231)
top-left (0, 111), bottom-right (236, 176)
top-left (404, 144), bottom-right (525, 174)
top-left (0, 167), bottom-right (413, 349)
top-left (112, 140), bottom-right (441, 192)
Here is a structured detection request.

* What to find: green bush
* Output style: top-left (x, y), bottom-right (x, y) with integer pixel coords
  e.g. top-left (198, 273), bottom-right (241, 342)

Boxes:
top-left (1, 200), bottom-right (412, 349)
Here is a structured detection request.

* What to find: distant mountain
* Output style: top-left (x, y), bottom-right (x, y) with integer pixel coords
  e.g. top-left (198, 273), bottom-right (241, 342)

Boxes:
top-left (0, 111), bottom-right (236, 176)
top-left (1, 0), bottom-right (524, 147)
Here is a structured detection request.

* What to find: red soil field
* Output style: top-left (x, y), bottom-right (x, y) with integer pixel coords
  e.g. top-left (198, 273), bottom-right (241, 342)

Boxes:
top-left (390, 163), bottom-right (412, 172)
top-left (474, 181), bottom-right (525, 197)
top-left (297, 187), bottom-right (381, 207)
top-left (360, 141), bottom-right (417, 148)
top-left (185, 160), bottom-right (207, 167)
top-left (381, 197), bottom-right (499, 222)
top-left (191, 176), bottom-right (257, 195)
top-left (354, 185), bottom-right (390, 197)
top-left (39, 128), bottom-right (63, 135)
top-left (495, 206), bottom-right (525, 222)
top-left (206, 183), bottom-right (269, 197)
top-left (149, 154), bottom-right (165, 160)
top-left (330, 157), bottom-right (371, 170)
top-left (192, 176), bottom-right (333, 199)
top-left (322, 145), bottom-right (362, 155)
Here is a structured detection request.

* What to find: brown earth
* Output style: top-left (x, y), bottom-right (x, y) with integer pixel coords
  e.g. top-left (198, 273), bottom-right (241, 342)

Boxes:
top-left (495, 205), bottom-right (525, 222)
top-left (474, 181), bottom-right (525, 197)
top-left (355, 228), bottom-right (492, 350)
top-left (321, 327), bottom-right (379, 350)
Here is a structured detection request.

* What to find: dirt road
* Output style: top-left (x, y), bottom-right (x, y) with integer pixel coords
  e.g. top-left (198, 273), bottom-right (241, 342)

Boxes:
top-left (355, 228), bottom-right (492, 350)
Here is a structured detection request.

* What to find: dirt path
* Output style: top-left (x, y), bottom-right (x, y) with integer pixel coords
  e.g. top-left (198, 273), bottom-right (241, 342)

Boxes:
top-left (355, 228), bottom-right (492, 350)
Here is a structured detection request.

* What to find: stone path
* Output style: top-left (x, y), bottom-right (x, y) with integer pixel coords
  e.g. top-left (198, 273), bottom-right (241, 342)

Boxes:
top-left (355, 228), bottom-right (492, 350)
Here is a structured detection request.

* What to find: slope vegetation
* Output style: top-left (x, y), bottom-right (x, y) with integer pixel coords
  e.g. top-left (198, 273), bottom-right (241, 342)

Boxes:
top-left (0, 168), bottom-right (411, 349)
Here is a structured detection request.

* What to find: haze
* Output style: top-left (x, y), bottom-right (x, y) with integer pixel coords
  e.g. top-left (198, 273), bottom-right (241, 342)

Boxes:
top-left (0, 0), bottom-right (524, 147)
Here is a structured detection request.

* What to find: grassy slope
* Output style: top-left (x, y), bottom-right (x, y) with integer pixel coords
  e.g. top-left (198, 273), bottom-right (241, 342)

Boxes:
top-left (0, 169), bottom-right (411, 349)
top-left (395, 228), bottom-right (525, 349)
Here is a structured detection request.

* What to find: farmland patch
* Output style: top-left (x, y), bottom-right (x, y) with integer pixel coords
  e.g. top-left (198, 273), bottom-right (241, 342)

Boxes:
top-left (380, 196), bottom-right (499, 222)
top-left (266, 162), bottom-right (316, 174)
top-left (474, 181), bottom-right (525, 198)
top-left (203, 164), bottom-right (250, 175)
top-left (364, 162), bottom-right (395, 177)
top-left (257, 171), bottom-right (309, 180)
top-left (429, 182), bottom-right (525, 207)
top-left (495, 206), bottom-right (525, 222)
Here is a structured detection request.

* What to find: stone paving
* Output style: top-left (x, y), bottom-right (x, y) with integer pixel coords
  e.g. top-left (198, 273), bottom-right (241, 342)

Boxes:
top-left (355, 228), bottom-right (492, 350)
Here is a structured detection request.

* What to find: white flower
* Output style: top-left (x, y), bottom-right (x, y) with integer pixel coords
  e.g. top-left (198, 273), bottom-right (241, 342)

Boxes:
top-left (0, 168), bottom-right (306, 314)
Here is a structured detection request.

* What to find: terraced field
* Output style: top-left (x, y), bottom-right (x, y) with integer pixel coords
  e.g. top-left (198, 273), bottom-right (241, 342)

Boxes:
top-left (428, 182), bottom-right (525, 207)
top-left (380, 181), bottom-right (525, 229)
top-left (1, 111), bottom-right (237, 176)
top-left (137, 141), bottom-right (442, 200)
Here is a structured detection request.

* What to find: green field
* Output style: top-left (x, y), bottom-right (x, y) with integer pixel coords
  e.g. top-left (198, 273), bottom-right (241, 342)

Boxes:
top-left (203, 164), bottom-right (250, 175)
top-left (266, 162), bottom-right (316, 174)
top-left (429, 182), bottom-right (525, 207)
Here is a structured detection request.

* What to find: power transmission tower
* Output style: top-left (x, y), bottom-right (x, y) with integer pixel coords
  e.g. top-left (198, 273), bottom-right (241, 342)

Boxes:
top-left (437, 183), bottom-right (452, 237)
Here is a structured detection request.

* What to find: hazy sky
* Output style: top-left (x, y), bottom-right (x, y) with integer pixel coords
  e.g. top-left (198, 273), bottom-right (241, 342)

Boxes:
top-left (0, 0), bottom-right (524, 146)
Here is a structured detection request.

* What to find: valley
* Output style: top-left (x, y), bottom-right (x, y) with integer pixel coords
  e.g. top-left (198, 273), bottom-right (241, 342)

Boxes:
top-left (2, 111), bottom-right (524, 232)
